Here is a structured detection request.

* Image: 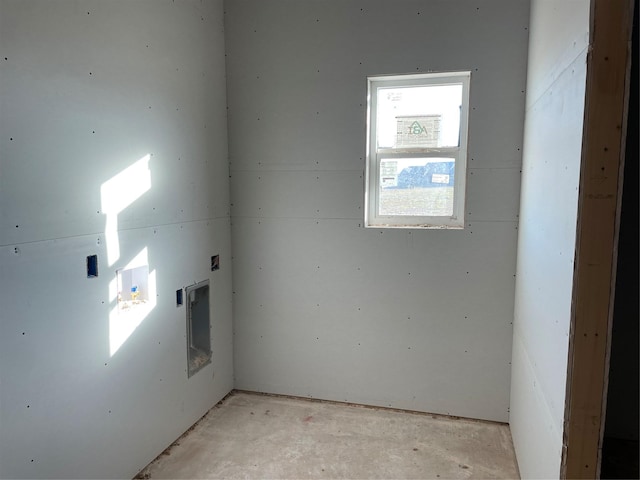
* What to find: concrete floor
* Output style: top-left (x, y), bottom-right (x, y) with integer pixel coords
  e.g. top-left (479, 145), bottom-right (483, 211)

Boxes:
top-left (137, 391), bottom-right (520, 479)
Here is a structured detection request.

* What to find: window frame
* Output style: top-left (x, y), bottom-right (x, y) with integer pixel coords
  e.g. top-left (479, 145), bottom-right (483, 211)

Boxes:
top-left (365, 71), bottom-right (471, 229)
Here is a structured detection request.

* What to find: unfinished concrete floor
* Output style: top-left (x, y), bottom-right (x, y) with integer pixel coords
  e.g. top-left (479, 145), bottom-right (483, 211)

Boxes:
top-left (138, 391), bottom-right (520, 479)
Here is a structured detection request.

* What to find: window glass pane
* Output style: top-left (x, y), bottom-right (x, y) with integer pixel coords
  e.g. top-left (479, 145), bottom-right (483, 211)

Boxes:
top-left (377, 84), bottom-right (462, 149)
top-left (378, 157), bottom-right (455, 217)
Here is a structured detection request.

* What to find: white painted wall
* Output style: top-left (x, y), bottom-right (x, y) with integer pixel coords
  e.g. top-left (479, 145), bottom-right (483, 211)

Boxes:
top-left (510, 1), bottom-right (590, 478)
top-left (226, 0), bottom-right (529, 422)
top-left (0, 1), bottom-right (233, 478)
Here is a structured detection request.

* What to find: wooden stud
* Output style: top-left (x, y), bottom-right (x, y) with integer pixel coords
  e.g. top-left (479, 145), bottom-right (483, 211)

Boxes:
top-left (561, 0), bottom-right (635, 478)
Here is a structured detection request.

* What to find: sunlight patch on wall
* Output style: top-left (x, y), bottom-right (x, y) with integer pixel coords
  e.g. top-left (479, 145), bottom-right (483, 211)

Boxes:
top-left (109, 247), bottom-right (157, 356)
top-left (100, 154), bottom-right (156, 357)
top-left (100, 154), bottom-right (152, 267)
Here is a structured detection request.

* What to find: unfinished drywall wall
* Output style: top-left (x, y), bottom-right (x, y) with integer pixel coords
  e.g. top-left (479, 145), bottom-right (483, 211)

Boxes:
top-left (226, 0), bottom-right (529, 422)
top-left (0, 1), bottom-right (233, 478)
top-left (509, 1), bottom-right (590, 478)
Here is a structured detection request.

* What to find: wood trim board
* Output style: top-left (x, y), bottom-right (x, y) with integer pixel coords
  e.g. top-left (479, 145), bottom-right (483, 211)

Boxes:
top-left (561, 0), bottom-right (635, 478)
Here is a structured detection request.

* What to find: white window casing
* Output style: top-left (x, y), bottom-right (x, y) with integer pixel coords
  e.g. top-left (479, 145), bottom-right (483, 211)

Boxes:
top-left (365, 71), bottom-right (471, 229)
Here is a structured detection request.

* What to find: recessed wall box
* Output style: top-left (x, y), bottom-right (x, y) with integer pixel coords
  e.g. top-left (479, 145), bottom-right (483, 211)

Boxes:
top-left (186, 280), bottom-right (211, 377)
top-left (87, 255), bottom-right (98, 278)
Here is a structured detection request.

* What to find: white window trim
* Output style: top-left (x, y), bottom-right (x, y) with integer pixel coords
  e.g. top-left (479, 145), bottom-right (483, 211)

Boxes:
top-left (365, 71), bottom-right (471, 229)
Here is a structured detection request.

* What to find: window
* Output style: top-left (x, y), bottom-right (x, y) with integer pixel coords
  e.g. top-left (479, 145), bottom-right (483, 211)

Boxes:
top-left (365, 72), bottom-right (470, 228)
